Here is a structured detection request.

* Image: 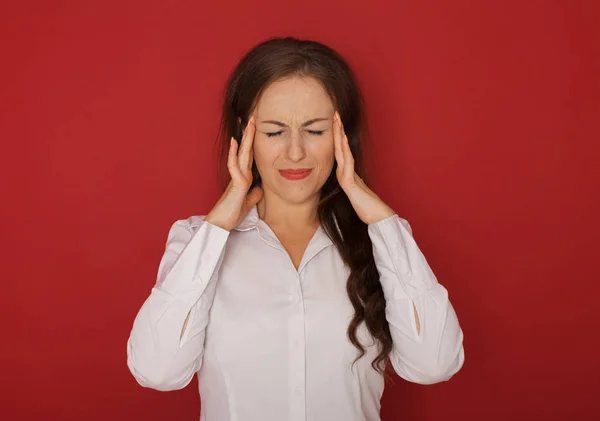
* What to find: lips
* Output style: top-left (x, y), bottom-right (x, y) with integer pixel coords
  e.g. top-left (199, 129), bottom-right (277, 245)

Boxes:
top-left (278, 168), bottom-right (312, 180)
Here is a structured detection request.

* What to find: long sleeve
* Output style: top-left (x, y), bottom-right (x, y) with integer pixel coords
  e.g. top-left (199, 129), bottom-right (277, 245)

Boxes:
top-left (368, 215), bottom-right (465, 385)
top-left (126, 217), bottom-right (230, 391)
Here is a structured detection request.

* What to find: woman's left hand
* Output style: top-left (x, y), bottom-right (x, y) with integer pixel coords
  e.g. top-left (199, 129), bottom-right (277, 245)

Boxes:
top-left (333, 111), bottom-right (395, 225)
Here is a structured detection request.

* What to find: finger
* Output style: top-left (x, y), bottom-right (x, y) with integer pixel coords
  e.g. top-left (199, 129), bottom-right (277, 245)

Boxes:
top-left (238, 115), bottom-right (255, 172)
top-left (248, 139), bottom-right (255, 169)
top-left (239, 118), bottom-right (255, 170)
top-left (337, 115), bottom-right (355, 179)
top-left (342, 134), bottom-right (355, 179)
top-left (227, 136), bottom-right (238, 169)
top-left (244, 186), bottom-right (263, 212)
top-left (333, 112), bottom-right (345, 170)
top-left (227, 136), bottom-right (243, 181)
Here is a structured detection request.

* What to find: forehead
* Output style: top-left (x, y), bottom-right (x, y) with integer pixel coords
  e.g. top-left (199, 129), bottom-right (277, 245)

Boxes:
top-left (254, 76), bottom-right (333, 117)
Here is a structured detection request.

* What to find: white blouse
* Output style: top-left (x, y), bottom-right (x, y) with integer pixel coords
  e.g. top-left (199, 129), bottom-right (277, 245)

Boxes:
top-left (127, 205), bottom-right (464, 421)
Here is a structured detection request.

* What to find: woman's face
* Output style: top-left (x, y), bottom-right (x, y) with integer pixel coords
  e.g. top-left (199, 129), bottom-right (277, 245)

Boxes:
top-left (251, 76), bottom-right (335, 205)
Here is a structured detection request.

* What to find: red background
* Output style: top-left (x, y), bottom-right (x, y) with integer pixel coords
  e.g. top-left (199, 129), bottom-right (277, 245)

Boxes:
top-left (1, 1), bottom-right (599, 420)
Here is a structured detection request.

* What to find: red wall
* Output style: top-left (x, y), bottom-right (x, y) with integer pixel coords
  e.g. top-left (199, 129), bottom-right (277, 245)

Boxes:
top-left (1, 1), bottom-right (599, 420)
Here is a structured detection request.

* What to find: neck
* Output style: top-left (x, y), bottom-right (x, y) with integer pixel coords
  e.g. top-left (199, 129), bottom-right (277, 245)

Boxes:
top-left (256, 188), bottom-right (320, 230)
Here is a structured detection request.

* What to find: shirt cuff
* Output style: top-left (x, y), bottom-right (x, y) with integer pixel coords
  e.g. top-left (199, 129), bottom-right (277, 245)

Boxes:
top-left (367, 214), bottom-right (438, 301)
top-left (157, 221), bottom-right (230, 305)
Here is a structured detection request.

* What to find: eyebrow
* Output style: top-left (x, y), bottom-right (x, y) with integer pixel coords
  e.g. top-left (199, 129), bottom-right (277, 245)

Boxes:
top-left (259, 118), bottom-right (330, 127)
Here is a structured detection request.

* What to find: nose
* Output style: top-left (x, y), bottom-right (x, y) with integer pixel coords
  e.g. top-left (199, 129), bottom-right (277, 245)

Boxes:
top-left (284, 130), bottom-right (307, 163)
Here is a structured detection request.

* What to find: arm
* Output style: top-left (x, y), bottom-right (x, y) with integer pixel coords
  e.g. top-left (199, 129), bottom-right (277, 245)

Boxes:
top-left (126, 217), bottom-right (229, 391)
top-left (368, 215), bottom-right (465, 384)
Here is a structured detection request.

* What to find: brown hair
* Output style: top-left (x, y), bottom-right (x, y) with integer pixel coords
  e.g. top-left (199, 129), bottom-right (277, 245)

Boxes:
top-left (216, 37), bottom-right (393, 377)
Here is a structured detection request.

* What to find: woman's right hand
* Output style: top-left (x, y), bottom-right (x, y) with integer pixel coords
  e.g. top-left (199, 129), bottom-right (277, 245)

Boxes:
top-left (205, 116), bottom-right (263, 231)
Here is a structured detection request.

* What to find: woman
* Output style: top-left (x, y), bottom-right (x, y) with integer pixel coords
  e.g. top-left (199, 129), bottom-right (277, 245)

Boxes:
top-left (127, 37), bottom-right (465, 421)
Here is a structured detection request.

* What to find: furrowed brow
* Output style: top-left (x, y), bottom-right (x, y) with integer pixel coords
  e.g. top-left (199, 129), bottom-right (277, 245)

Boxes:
top-left (260, 117), bottom-right (330, 127)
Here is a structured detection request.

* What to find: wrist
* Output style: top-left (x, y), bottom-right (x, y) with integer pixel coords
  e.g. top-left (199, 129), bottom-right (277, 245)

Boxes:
top-left (204, 214), bottom-right (233, 231)
top-left (365, 206), bottom-right (395, 225)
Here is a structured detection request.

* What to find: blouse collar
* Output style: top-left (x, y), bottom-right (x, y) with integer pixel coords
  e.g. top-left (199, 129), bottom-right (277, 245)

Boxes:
top-left (233, 205), bottom-right (335, 268)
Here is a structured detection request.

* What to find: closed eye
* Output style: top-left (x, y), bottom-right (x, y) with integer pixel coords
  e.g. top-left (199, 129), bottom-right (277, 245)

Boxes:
top-left (265, 129), bottom-right (325, 137)
top-left (266, 131), bottom-right (284, 137)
